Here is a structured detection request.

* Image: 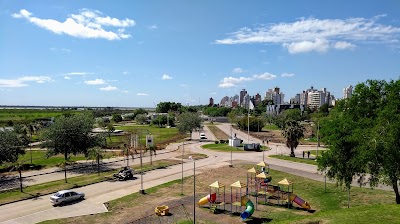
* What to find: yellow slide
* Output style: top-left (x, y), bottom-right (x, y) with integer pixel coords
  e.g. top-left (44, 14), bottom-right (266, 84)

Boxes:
top-left (198, 193), bottom-right (216, 205)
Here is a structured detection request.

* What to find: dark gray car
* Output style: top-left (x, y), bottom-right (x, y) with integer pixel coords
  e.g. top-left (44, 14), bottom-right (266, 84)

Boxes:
top-left (50, 190), bottom-right (85, 206)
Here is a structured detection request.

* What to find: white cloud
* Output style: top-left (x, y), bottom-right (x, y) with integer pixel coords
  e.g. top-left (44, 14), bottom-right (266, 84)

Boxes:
top-left (137, 93), bottom-right (148, 96)
top-left (84, 79), bottom-right (106, 85)
top-left (50, 47), bottom-right (71, 53)
top-left (179, 84), bottom-right (188, 87)
top-left (252, 73), bottom-right (277, 80)
top-left (232, 67), bottom-right (245, 73)
top-left (334, 41), bottom-right (356, 50)
top-left (281, 73), bottom-right (295, 77)
top-left (215, 15), bottom-right (400, 53)
top-left (210, 92), bottom-right (217, 95)
top-left (0, 76), bottom-right (52, 88)
top-left (64, 76), bottom-right (71, 80)
top-left (63, 72), bottom-right (93, 76)
top-left (283, 39), bottom-right (329, 54)
top-left (99, 85), bottom-right (117, 91)
top-left (218, 73), bottom-right (278, 88)
top-left (161, 74), bottom-right (172, 80)
top-left (218, 76), bottom-right (253, 88)
top-left (12, 9), bottom-right (135, 40)
top-left (148, 24), bottom-right (158, 30)
top-left (122, 71), bottom-right (129, 75)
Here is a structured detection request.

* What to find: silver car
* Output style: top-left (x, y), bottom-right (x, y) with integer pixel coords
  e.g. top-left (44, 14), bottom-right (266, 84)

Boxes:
top-left (50, 190), bottom-right (85, 206)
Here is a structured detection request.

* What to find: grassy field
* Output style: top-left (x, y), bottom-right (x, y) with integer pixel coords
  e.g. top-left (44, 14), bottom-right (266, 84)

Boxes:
top-left (269, 154), bottom-right (318, 165)
top-left (263, 124), bottom-right (280, 131)
top-left (0, 109), bottom-right (82, 125)
top-left (0, 151), bottom-right (90, 172)
top-left (206, 124), bottom-right (229, 140)
top-left (38, 164), bottom-right (399, 224)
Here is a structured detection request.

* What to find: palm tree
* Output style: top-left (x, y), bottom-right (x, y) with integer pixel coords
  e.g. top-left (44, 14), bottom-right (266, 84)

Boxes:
top-left (281, 120), bottom-right (305, 157)
top-left (86, 147), bottom-right (104, 175)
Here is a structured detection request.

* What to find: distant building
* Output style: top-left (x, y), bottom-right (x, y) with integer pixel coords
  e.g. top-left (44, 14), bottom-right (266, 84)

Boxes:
top-left (265, 87), bottom-right (284, 105)
top-left (343, 85), bottom-right (353, 99)
top-left (209, 97), bottom-right (214, 106)
top-left (240, 89), bottom-right (247, 107)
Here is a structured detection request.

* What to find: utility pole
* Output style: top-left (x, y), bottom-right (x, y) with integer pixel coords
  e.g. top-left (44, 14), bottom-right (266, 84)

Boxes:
top-left (181, 141), bottom-right (184, 195)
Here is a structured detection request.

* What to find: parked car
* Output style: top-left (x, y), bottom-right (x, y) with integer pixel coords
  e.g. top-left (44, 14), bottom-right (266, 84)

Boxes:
top-left (50, 190), bottom-right (85, 206)
top-left (113, 167), bottom-right (134, 180)
top-left (200, 133), bottom-right (207, 139)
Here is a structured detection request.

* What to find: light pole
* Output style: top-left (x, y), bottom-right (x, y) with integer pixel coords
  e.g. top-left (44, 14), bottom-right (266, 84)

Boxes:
top-left (139, 132), bottom-right (145, 194)
top-left (189, 156), bottom-right (196, 223)
top-left (181, 141), bottom-right (184, 195)
top-left (316, 120), bottom-right (320, 158)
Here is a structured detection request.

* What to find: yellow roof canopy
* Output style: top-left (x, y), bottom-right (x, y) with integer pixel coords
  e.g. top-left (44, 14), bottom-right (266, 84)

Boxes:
top-left (247, 167), bottom-right (257, 173)
top-left (278, 178), bottom-right (293, 186)
top-left (256, 172), bottom-right (271, 179)
top-left (257, 161), bottom-right (268, 167)
top-left (209, 181), bottom-right (225, 188)
top-left (230, 181), bottom-right (246, 188)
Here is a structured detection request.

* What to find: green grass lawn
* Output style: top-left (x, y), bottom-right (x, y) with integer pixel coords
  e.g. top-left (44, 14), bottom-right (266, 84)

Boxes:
top-left (263, 124), bottom-right (280, 130)
top-left (269, 154), bottom-right (318, 165)
top-left (0, 151), bottom-right (89, 172)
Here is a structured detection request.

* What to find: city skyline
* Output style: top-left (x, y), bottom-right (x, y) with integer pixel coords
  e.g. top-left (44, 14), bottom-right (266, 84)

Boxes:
top-left (1, 1), bottom-right (400, 107)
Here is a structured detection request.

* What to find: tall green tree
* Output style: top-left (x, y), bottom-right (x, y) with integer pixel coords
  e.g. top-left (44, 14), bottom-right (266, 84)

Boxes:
top-left (177, 112), bottom-right (202, 139)
top-left (318, 79), bottom-right (400, 204)
top-left (41, 113), bottom-right (105, 183)
top-left (0, 129), bottom-right (26, 165)
top-left (281, 120), bottom-right (305, 157)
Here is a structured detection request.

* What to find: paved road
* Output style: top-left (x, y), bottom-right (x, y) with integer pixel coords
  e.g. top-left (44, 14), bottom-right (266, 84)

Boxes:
top-left (0, 124), bottom-right (394, 223)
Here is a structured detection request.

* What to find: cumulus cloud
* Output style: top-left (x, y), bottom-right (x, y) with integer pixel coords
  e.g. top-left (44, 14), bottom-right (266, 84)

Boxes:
top-left (12, 9), bottom-right (135, 40)
top-left (137, 93), bottom-right (148, 96)
top-left (215, 15), bottom-right (400, 53)
top-left (64, 76), bottom-right (71, 80)
top-left (218, 73), bottom-right (279, 88)
top-left (252, 73), bottom-right (277, 80)
top-left (84, 79), bottom-right (106, 85)
top-left (0, 76), bottom-right (52, 87)
top-left (281, 73), bottom-right (295, 77)
top-left (218, 76), bottom-right (253, 88)
top-left (232, 67), bottom-right (245, 73)
top-left (62, 72), bottom-right (93, 76)
top-left (99, 85), bottom-right (117, 91)
top-left (162, 74), bottom-right (172, 80)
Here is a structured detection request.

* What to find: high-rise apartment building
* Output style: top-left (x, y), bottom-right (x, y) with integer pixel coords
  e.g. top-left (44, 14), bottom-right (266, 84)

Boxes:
top-left (239, 89), bottom-right (247, 107)
top-left (343, 85), bottom-right (353, 99)
top-left (265, 87), bottom-right (284, 105)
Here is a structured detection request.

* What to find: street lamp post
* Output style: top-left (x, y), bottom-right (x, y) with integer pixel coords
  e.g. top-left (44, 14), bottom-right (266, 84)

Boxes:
top-left (189, 156), bottom-right (196, 223)
top-left (181, 141), bottom-right (184, 195)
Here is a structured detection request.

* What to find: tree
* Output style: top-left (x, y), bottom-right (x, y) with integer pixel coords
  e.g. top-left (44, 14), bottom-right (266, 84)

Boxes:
top-left (283, 109), bottom-right (303, 122)
top-left (135, 114), bottom-right (148, 124)
top-left (281, 120), bottom-right (304, 157)
top-left (86, 147), bottom-right (104, 175)
top-left (0, 129), bottom-right (26, 165)
top-left (106, 123), bottom-right (115, 141)
top-left (237, 116), bottom-right (265, 132)
top-left (317, 79), bottom-right (400, 204)
top-left (177, 112), bottom-right (202, 139)
top-left (112, 114), bottom-right (123, 123)
top-left (41, 113), bottom-right (105, 183)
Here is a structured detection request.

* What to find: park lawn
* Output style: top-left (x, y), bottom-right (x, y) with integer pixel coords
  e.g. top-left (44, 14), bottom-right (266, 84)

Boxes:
top-left (263, 124), bottom-right (280, 131)
top-left (0, 159), bottom-right (181, 205)
top-left (206, 124), bottom-right (229, 140)
top-left (0, 151), bottom-right (91, 172)
top-left (269, 154), bottom-right (318, 165)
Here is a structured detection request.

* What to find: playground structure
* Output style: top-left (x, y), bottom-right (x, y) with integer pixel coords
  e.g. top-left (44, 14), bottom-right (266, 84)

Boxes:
top-left (198, 161), bottom-right (311, 221)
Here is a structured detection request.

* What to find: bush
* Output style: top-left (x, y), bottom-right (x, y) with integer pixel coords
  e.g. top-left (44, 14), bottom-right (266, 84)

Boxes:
top-left (215, 140), bottom-right (219, 144)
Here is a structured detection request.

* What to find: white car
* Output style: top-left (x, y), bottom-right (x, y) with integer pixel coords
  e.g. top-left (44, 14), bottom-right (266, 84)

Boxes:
top-left (50, 190), bottom-right (85, 206)
top-left (200, 133), bottom-right (207, 139)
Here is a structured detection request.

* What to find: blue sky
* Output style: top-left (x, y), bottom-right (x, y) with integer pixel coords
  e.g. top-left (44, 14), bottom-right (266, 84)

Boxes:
top-left (1, 0), bottom-right (399, 107)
